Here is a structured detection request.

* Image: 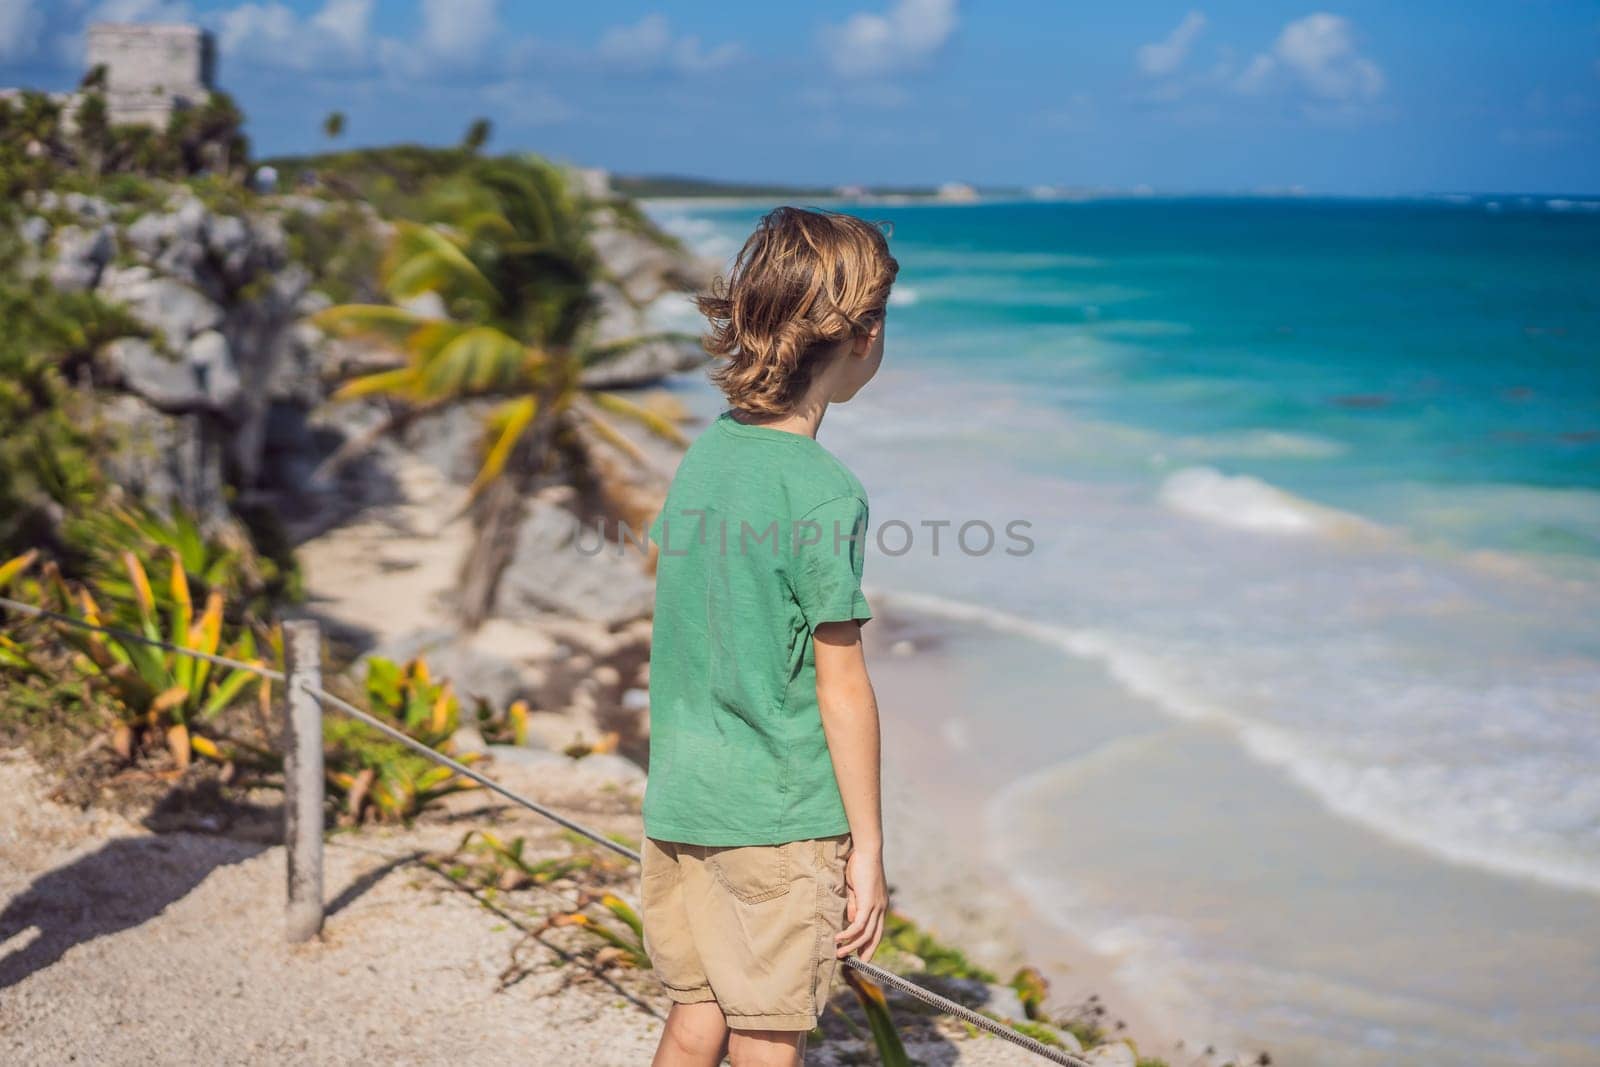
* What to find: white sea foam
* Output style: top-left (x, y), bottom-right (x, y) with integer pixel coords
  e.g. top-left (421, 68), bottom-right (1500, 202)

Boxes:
top-left (889, 286), bottom-right (919, 307)
top-left (1157, 466), bottom-right (1376, 537)
top-left (876, 588), bottom-right (1600, 896)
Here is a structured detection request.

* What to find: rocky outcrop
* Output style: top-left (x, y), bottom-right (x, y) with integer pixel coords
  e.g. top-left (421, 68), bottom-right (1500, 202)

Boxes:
top-left (25, 188), bottom-right (326, 523)
top-left (580, 205), bottom-right (714, 389)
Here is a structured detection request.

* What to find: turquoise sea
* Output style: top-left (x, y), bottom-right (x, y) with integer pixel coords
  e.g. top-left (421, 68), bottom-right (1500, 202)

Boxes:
top-left (645, 196), bottom-right (1600, 1065)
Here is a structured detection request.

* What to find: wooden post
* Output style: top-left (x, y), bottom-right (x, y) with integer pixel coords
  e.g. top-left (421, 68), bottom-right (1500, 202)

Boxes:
top-left (283, 619), bottom-right (324, 943)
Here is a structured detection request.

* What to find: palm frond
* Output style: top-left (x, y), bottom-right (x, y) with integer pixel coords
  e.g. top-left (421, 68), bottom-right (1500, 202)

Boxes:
top-left (310, 304), bottom-right (437, 350)
top-left (588, 390), bottom-right (688, 446)
top-left (417, 325), bottom-right (532, 398)
top-left (384, 221), bottom-right (500, 310)
top-left (581, 331), bottom-right (700, 369)
top-left (470, 395), bottom-right (539, 497)
top-left (570, 400), bottom-right (651, 469)
top-left (331, 366), bottom-right (422, 403)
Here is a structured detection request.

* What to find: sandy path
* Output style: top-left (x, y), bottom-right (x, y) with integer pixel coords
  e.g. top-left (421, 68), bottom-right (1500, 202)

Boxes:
top-left (1, 749), bottom-right (1069, 1066)
top-left (0, 751), bottom-right (666, 1066)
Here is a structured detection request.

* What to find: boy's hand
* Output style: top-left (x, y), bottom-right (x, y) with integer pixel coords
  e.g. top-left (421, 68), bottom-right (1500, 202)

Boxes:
top-left (835, 844), bottom-right (888, 960)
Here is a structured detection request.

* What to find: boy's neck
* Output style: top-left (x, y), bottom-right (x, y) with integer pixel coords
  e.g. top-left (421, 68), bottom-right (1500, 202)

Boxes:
top-left (731, 395), bottom-right (829, 439)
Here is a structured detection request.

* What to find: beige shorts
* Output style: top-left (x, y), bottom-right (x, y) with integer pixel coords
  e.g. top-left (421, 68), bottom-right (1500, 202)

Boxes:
top-left (639, 832), bottom-right (852, 1031)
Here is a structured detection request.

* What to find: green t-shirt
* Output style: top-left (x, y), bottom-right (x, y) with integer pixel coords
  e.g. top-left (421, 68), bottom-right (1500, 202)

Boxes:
top-left (643, 412), bottom-right (872, 846)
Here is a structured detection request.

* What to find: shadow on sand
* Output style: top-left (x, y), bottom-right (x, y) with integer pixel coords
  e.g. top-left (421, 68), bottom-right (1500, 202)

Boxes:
top-left (0, 832), bottom-right (267, 990)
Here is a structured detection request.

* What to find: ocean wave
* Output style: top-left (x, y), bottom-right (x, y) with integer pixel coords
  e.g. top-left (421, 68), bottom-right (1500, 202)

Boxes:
top-left (640, 209), bottom-right (741, 264)
top-left (875, 588), bottom-right (1600, 896)
top-left (1168, 430), bottom-right (1347, 461)
top-left (1157, 466), bottom-right (1377, 537)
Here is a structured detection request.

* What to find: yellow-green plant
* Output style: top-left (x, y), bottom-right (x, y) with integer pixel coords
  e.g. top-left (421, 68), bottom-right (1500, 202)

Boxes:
top-left (1010, 964), bottom-right (1050, 1020)
top-left (68, 503), bottom-right (299, 621)
top-left (0, 550), bottom-right (43, 674)
top-left (323, 655), bottom-right (481, 823)
top-left (311, 157), bottom-right (688, 628)
top-left (550, 891), bottom-right (650, 970)
top-left (475, 695), bottom-right (529, 747)
top-left (447, 828), bottom-right (594, 890)
top-left (842, 965), bottom-right (912, 1067)
top-left (4, 551), bottom-right (268, 766)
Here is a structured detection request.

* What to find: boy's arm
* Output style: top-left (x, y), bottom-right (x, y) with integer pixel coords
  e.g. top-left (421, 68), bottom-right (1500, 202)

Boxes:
top-left (814, 619), bottom-right (889, 962)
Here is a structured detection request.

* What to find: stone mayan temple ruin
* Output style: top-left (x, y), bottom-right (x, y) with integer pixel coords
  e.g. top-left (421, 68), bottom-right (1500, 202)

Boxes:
top-left (84, 23), bottom-right (216, 127)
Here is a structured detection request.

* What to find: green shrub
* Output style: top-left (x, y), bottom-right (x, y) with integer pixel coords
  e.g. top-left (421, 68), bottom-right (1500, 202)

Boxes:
top-left (323, 656), bottom-right (481, 823)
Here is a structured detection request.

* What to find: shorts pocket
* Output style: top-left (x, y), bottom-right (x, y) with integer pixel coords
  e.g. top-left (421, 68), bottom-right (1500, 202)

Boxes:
top-left (706, 842), bottom-right (792, 904)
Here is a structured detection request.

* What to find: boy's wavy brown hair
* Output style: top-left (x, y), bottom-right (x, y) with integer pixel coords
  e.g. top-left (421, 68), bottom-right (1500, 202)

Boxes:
top-left (696, 206), bottom-right (898, 416)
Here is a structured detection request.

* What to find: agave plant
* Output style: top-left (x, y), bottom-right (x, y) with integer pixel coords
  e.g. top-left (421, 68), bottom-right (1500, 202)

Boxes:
top-left (447, 828), bottom-right (595, 891)
top-left (842, 965), bottom-right (912, 1067)
top-left (66, 503), bottom-right (298, 622)
top-left (476, 696), bottom-right (529, 747)
top-left (548, 891), bottom-right (652, 970)
top-left (311, 157), bottom-right (689, 628)
top-left (3, 551), bottom-right (269, 767)
top-left (323, 655), bottom-right (481, 823)
top-left (0, 550), bottom-right (44, 674)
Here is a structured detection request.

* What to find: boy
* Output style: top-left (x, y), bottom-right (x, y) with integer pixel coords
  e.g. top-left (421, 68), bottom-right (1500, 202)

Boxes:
top-left (642, 206), bottom-right (899, 1067)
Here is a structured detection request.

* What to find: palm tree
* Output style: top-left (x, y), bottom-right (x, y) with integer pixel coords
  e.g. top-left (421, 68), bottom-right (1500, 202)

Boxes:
top-left (312, 157), bottom-right (691, 628)
top-left (323, 111), bottom-right (345, 144)
top-left (461, 117), bottom-right (492, 155)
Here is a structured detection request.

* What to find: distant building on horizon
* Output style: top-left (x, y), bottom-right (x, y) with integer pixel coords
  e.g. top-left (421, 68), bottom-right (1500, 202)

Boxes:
top-left (86, 23), bottom-right (216, 128)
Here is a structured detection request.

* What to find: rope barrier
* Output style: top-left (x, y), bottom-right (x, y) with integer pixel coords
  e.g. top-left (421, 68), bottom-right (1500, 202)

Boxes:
top-left (0, 592), bottom-right (1093, 1065)
top-left (0, 594), bottom-right (287, 680)
top-left (302, 679), bottom-right (642, 864)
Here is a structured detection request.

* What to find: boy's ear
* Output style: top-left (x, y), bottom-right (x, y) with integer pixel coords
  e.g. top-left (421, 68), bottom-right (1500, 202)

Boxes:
top-left (852, 320), bottom-right (881, 357)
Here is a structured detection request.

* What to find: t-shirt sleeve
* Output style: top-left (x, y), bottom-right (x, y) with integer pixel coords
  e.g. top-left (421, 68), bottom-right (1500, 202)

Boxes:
top-left (790, 495), bottom-right (872, 631)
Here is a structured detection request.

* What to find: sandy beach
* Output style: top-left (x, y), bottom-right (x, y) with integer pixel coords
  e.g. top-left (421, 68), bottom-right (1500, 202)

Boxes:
top-left (864, 605), bottom-right (1214, 1065)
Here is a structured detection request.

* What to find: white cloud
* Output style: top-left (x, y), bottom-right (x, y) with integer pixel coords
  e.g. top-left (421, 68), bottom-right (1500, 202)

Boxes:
top-left (89, 0), bottom-right (193, 22)
top-left (1233, 53), bottom-right (1275, 94)
top-left (419, 0), bottom-right (496, 63)
top-left (1137, 11), bottom-right (1206, 77)
top-left (217, 0), bottom-right (371, 70)
top-left (821, 0), bottom-right (958, 78)
top-left (482, 80), bottom-right (573, 126)
top-left (376, 0), bottom-right (499, 77)
top-left (0, 0), bottom-right (42, 60)
top-left (368, 0), bottom-right (493, 79)
top-left (596, 14), bottom-right (740, 74)
top-left (310, 0), bottom-right (370, 56)
top-left (1236, 13), bottom-right (1384, 102)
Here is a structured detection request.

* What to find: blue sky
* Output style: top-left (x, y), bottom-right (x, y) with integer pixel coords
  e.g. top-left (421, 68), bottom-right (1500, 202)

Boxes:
top-left (2, 1), bottom-right (1597, 194)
